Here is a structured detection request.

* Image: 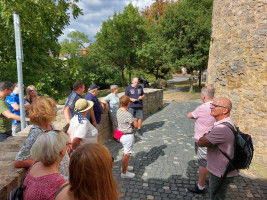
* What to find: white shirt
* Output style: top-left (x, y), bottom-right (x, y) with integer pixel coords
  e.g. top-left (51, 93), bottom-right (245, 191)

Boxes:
top-left (70, 115), bottom-right (98, 144)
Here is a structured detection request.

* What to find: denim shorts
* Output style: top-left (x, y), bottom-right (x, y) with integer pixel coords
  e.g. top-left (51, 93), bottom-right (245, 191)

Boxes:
top-left (0, 131), bottom-right (12, 142)
top-left (12, 123), bottom-right (21, 136)
top-left (128, 107), bottom-right (143, 119)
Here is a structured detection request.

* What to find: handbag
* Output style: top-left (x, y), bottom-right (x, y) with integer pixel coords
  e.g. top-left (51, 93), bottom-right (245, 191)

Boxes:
top-left (9, 185), bottom-right (25, 200)
top-left (9, 162), bottom-right (37, 200)
top-left (114, 130), bottom-right (124, 143)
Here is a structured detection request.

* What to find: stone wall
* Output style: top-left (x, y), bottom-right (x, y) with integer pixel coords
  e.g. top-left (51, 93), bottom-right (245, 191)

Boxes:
top-left (0, 88), bottom-right (163, 199)
top-left (207, 0), bottom-right (267, 180)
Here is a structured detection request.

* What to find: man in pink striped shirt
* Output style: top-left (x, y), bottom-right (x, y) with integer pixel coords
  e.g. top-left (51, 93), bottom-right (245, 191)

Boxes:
top-left (187, 86), bottom-right (216, 194)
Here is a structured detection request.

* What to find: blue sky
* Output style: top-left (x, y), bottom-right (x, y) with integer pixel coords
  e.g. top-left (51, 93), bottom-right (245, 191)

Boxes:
top-left (58, 0), bottom-right (154, 42)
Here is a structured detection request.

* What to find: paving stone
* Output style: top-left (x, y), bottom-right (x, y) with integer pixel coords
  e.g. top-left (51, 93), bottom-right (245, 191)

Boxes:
top-left (104, 101), bottom-right (267, 199)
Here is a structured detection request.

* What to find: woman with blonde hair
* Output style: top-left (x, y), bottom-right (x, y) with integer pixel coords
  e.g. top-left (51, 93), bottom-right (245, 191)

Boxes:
top-left (23, 130), bottom-right (68, 199)
top-left (14, 97), bottom-right (70, 180)
top-left (25, 85), bottom-right (42, 104)
top-left (54, 143), bottom-right (119, 200)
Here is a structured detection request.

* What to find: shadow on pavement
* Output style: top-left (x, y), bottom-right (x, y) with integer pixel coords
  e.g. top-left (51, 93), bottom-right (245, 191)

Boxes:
top-left (142, 121), bottom-right (166, 133)
top-left (108, 142), bottom-right (267, 200)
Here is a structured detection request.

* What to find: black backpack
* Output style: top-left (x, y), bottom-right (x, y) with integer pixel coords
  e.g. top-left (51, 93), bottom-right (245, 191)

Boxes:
top-left (213, 122), bottom-right (254, 195)
top-left (219, 122), bottom-right (254, 170)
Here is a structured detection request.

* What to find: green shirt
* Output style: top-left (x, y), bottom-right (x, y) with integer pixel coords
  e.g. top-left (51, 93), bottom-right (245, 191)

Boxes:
top-left (0, 97), bottom-right (12, 133)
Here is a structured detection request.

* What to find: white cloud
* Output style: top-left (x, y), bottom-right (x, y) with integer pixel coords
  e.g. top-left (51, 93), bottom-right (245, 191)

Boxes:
top-left (59, 0), bottom-right (155, 42)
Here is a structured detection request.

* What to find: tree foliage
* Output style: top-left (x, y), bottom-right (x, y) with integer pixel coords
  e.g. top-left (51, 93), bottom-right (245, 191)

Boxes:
top-left (160, 0), bottom-right (213, 92)
top-left (95, 3), bottom-right (147, 86)
top-left (141, 0), bottom-right (175, 25)
top-left (60, 30), bottom-right (90, 56)
top-left (0, 0), bottom-right (214, 99)
top-left (0, 0), bottom-right (82, 99)
top-left (137, 24), bottom-right (169, 79)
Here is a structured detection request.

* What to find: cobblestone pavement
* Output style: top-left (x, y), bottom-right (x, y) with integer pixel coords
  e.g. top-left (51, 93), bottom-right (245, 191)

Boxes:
top-left (105, 101), bottom-right (267, 200)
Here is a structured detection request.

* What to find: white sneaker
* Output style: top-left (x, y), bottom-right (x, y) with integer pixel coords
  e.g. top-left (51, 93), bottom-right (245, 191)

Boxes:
top-left (121, 171), bottom-right (135, 179)
top-left (121, 166), bottom-right (134, 172)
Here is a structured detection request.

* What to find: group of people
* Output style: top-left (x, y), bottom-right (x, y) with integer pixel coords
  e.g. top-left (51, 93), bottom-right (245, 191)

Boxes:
top-left (187, 86), bottom-right (238, 200)
top-left (0, 79), bottom-right (238, 200)
top-left (63, 78), bottom-right (145, 179)
top-left (0, 77), bottom-right (145, 199)
top-left (0, 82), bottom-right (41, 142)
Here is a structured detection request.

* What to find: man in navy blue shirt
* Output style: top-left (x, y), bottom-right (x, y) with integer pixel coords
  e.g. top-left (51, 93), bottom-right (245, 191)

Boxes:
top-left (85, 84), bottom-right (105, 127)
top-left (125, 77), bottom-right (145, 136)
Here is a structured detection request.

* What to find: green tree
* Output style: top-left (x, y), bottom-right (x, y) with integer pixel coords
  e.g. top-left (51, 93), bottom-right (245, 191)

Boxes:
top-left (95, 3), bottom-right (147, 86)
top-left (60, 30), bottom-right (90, 56)
top-left (137, 24), bottom-right (169, 79)
top-left (0, 0), bottom-right (82, 99)
top-left (160, 0), bottom-right (213, 92)
top-left (80, 41), bottom-right (118, 87)
top-left (58, 31), bottom-right (90, 88)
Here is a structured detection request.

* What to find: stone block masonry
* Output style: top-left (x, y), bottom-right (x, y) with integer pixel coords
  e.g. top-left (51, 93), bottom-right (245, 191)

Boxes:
top-left (207, 0), bottom-right (267, 180)
top-left (0, 88), bottom-right (163, 199)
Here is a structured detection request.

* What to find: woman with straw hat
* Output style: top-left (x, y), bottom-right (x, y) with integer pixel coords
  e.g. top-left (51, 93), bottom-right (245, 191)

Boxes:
top-left (69, 99), bottom-right (98, 149)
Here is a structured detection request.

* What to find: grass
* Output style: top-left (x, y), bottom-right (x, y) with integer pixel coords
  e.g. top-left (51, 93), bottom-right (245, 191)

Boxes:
top-left (167, 80), bottom-right (205, 91)
top-left (163, 80), bottom-right (204, 102)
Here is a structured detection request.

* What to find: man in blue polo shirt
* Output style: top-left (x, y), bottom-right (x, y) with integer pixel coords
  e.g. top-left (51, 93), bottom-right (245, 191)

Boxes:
top-left (125, 77), bottom-right (145, 136)
top-left (5, 83), bottom-right (30, 135)
top-left (85, 84), bottom-right (105, 127)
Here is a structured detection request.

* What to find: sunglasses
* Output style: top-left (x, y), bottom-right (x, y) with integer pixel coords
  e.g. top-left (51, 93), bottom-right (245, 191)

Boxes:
top-left (211, 103), bottom-right (226, 108)
top-left (42, 129), bottom-right (64, 143)
top-left (29, 89), bottom-right (35, 92)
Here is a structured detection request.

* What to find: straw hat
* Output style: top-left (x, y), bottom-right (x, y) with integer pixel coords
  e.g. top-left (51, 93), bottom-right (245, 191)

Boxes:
top-left (74, 99), bottom-right (94, 113)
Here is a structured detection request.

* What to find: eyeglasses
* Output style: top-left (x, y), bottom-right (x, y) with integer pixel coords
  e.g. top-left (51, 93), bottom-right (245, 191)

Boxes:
top-left (29, 89), bottom-right (35, 92)
top-left (211, 103), bottom-right (226, 108)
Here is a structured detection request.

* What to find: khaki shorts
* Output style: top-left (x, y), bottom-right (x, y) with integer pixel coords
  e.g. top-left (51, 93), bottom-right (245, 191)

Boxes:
top-left (195, 142), bottom-right (207, 167)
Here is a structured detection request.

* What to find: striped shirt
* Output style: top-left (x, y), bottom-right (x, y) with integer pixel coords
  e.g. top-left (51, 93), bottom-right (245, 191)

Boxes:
top-left (64, 91), bottom-right (81, 119)
top-left (117, 109), bottom-right (134, 134)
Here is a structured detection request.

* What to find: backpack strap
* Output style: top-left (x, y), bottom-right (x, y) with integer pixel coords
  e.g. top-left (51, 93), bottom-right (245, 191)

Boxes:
top-left (220, 122), bottom-right (237, 136)
top-left (53, 183), bottom-right (69, 200)
top-left (218, 122), bottom-right (237, 169)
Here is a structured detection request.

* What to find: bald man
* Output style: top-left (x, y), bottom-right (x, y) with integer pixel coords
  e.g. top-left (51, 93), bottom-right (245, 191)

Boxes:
top-left (125, 78), bottom-right (145, 137)
top-left (198, 98), bottom-right (238, 200)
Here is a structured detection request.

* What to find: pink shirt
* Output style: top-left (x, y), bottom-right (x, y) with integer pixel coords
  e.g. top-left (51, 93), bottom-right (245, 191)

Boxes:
top-left (205, 117), bottom-right (239, 177)
top-left (23, 173), bottom-right (66, 200)
top-left (192, 101), bottom-right (215, 142)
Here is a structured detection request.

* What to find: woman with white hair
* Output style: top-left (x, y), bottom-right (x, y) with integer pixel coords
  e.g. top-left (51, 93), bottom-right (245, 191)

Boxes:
top-left (101, 85), bottom-right (119, 133)
top-left (23, 130), bottom-right (68, 200)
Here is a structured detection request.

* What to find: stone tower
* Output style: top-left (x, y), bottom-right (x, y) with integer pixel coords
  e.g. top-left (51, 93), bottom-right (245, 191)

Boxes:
top-left (207, 0), bottom-right (267, 180)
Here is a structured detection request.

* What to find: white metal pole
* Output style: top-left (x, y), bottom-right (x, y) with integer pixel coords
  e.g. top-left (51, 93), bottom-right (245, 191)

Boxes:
top-left (13, 12), bottom-right (26, 130)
